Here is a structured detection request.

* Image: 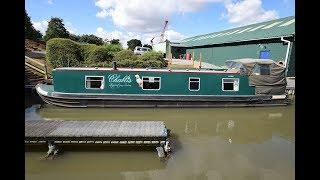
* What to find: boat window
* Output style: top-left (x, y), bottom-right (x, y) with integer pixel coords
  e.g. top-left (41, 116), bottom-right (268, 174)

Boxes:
top-left (222, 78), bottom-right (239, 91)
top-left (189, 77), bottom-right (200, 91)
top-left (253, 64), bottom-right (270, 75)
top-left (142, 77), bottom-right (161, 90)
top-left (85, 76), bottom-right (104, 89)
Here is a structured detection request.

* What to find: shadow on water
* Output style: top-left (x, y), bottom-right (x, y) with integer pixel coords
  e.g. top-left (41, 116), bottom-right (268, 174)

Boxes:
top-left (25, 88), bottom-right (43, 109)
top-left (168, 132), bottom-right (183, 156)
top-left (25, 144), bottom-right (157, 152)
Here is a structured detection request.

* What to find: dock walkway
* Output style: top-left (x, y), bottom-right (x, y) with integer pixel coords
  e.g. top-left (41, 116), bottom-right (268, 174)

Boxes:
top-left (25, 120), bottom-right (169, 145)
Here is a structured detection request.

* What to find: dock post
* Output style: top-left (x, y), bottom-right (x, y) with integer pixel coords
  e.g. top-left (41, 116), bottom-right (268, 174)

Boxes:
top-left (164, 139), bottom-right (171, 153)
top-left (156, 138), bottom-right (171, 158)
top-left (156, 146), bottom-right (165, 158)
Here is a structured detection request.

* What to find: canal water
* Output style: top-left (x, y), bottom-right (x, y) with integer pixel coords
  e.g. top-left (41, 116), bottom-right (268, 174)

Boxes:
top-left (25, 102), bottom-right (294, 180)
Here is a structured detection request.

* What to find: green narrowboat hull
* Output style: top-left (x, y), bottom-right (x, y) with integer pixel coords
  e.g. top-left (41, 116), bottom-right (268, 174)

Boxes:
top-left (36, 84), bottom-right (290, 108)
top-left (35, 65), bottom-right (290, 108)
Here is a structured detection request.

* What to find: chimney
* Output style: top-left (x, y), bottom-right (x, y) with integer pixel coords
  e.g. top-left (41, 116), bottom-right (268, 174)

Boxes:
top-left (112, 61), bottom-right (117, 70)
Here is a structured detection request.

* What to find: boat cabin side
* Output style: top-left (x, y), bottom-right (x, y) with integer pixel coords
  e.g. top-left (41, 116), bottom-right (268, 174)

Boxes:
top-left (52, 68), bottom-right (256, 96)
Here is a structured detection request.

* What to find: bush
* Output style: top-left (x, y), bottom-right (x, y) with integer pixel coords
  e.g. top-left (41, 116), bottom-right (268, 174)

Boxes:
top-left (141, 60), bottom-right (163, 68)
top-left (103, 44), bottom-right (123, 56)
top-left (81, 45), bottom-right (113, 64)
top-left (86, 61), bottom-right (111, 67)
top-left (46, 38), bottom-right (82, 68)
top-left (114, 49), bottom-right (138, 62)
top-left (137, 51), bottom-right (167, 68)
top-left (116, 59), bottom-right (137, 68)
top-left (81, 44), bottom-right (97, 61)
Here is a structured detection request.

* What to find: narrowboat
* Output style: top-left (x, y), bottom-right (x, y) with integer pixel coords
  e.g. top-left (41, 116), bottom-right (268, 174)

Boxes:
top-left (36, 58), bottom-right (291, 108)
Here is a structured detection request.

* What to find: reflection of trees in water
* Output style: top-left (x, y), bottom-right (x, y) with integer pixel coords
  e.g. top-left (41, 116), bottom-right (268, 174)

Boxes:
top-left (184, 119), bottom-right (199, 136)
top-left (180, 107), bottom-right (293, 144)
top-left (119, 136), bottom-right (294, 180)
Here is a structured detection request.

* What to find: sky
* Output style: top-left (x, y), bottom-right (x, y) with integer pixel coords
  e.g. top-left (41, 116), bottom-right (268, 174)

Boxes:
top-left (26, 0), bottom-right (295, 47)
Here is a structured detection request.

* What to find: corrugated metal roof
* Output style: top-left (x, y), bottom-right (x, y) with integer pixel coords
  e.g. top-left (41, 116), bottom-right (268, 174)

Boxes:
top-left (179, 16), bottom-right (295, 47)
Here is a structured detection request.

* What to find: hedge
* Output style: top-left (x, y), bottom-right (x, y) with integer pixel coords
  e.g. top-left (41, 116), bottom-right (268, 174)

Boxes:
top-left (81, 44), bottom-right (113, 64)
top-left (46, 38), bottom-right (83, 68)
top-left (103, 44), bottom-right (123, 56)
top-left (113, 49), bottom-right (138, 62)
top-left (47, 38), bottom-right (113, 68)
top-left (137, 51), bottom-right (167, 68)
top-left (46, 38), bottom-right (167, 69)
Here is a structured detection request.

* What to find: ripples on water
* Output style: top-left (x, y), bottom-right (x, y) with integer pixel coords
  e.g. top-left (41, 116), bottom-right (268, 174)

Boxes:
top-left (25, 104), bottom-right (295, 180)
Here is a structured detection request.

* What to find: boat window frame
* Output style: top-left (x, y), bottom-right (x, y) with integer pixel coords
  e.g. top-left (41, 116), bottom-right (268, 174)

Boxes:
top-left (222, 78), bottom-right (240, 92)
top-left (141, 76), bottom-right (161, 90)
top-left (188, 77), bottom-right (200, 91)
top-left (85, 75), bottom-right (105, 90)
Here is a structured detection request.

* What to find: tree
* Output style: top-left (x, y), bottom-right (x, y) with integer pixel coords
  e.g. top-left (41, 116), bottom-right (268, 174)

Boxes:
top-left (25, 10), bottom-right (42, 40)
top-left (69, 34), bottom-right (80, 42)
top-left (143, 44), bottom-right (152, 50)
top-left (43, 17), bottom-right (69, 42)
top-left (127, 39), bottom-right (142, 51)
top-left (79, 34), bottom-right (104, 45)
top-left (110, 39), bottom-right (121, 45)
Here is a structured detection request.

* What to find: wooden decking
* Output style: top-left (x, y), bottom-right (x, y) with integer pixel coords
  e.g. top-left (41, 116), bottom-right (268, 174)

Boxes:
top-left (25, 120), bottom-right (169, 145)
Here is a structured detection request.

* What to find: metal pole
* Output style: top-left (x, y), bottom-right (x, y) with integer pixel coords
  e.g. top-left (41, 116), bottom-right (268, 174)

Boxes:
top-left (44, 62), bottom-right (48, 80)
top-left (192, 51), bottom-right (195, 67)
top-left (199, 53), bottom-right (202, 69)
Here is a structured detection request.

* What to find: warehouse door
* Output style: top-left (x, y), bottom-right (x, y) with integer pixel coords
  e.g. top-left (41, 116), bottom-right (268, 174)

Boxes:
top-left (259, 50), bottom-right (270, 59)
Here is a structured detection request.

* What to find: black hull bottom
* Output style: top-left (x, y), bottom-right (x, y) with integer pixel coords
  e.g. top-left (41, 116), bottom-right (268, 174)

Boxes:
top-left (39, 94), bottom-right (291, 108)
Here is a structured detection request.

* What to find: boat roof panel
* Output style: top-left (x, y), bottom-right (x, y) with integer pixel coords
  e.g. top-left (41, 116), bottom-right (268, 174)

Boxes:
top-left (226, 58), bottom-right (276, 65)
top-left (53, 67), bottom-right (237, 74)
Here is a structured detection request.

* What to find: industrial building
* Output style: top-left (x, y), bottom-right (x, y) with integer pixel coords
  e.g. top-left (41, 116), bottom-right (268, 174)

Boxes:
top-left (168, 16), bottom-right (295, 77)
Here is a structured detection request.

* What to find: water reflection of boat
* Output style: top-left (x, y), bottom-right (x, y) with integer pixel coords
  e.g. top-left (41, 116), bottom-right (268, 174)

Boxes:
top-left (36, 59), bottom-right (290, 107)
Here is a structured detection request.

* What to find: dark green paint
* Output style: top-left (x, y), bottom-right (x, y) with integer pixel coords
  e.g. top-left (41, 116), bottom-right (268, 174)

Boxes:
top-left (53, 69), bottom-right (255, 95)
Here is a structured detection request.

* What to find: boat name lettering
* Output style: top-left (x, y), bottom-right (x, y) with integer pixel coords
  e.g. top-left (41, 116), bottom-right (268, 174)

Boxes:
top-left (108, 74), bottom-right (132, 88)
top-left (108, 74), bottom-right (132, 83)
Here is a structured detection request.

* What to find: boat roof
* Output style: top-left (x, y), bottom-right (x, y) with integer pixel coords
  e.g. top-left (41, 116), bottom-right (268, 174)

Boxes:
top-left (226, 58), bottom-right (276, 65)
top-left (53, 67), bottom-right (236, 74)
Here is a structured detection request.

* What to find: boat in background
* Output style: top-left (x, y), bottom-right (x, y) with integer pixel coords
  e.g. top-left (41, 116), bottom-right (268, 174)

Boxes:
top-left (36, 59), bottom-right (290, 108)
